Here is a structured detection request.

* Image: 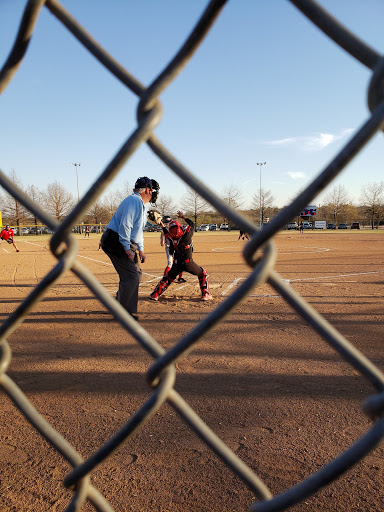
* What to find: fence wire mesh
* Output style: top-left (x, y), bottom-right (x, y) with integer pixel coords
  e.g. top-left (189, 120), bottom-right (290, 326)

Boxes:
top-left (1, 0), bottom-right (384, 510)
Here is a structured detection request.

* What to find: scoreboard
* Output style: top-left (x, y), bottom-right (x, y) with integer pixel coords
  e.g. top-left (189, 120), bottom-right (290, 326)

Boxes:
top-left (300, 205), bottom-right (317, 217)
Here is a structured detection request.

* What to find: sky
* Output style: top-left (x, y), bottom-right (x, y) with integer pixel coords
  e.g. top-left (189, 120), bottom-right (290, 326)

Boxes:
top-left (1, 0), bottom-right (383, 211)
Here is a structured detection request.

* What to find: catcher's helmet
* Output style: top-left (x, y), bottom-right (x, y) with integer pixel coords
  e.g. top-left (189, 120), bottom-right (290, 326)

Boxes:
top-left (162, 215), bottom-right (172, 224)
top-left (168, 221), bottom-right (184, 240)
top-left (134, 176), bottom-right (160, 205)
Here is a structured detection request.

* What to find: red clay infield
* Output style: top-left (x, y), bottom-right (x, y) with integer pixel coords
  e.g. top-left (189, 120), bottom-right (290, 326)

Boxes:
top-left (0, 230), bottom-right (383, 511)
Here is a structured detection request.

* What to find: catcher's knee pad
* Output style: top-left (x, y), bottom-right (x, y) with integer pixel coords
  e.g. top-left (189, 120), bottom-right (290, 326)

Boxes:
top-left (198, 267), bottom-right (209, 293)
top-left (153, 275), bottom-right (174, 297)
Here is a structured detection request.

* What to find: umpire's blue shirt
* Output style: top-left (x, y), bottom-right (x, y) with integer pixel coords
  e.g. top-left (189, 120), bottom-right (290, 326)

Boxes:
top-left (107, 192), bottom-right (146, 252)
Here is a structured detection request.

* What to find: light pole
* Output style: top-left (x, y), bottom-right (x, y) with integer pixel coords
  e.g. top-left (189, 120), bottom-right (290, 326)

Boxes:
top-left (70, 163), bottom-right (81, 202)
top-left (257, 162), bottom-right (267, 228)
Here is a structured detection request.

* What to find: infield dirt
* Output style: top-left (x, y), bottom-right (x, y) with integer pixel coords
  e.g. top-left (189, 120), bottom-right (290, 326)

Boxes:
top-left (0, 230), bottom-right (383, 511)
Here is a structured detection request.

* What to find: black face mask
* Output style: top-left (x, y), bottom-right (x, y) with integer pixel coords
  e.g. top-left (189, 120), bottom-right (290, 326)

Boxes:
top-left (150, 179), bottom-right (160, 205)
top-left (134, 176), bottom-right (160, 205)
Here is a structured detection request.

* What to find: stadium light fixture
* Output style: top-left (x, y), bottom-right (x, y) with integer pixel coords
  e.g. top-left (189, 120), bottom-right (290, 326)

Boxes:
top-left (70, 163), bottom-right (81, 202)
top-left (257, 162), bottom-right (267, 228)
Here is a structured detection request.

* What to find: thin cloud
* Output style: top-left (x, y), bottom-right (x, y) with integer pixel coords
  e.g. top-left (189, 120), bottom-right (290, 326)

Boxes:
top-left (241, 177), bottom-right (258, 185)
top-left (263, 128), bottom-right (354, 152)
top-left (287, 171), bottom-right (306, 180)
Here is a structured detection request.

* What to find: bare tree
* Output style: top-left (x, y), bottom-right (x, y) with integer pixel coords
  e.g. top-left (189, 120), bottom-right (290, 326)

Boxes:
top-left (251, 187), bottom-right (276, 225)
top-left (25, 185), bottom-right (44, 233)
top-left (323, 184), bottom-right (351, 225)
top-left (0, 188), bottom-right (4, 215)
top-left (360, 181), bottom-right (384, 229)
top-left (221, 184), bottom-right (243, 224)
top-left (222, 184), bottom-right (243, 209)
top-left (155, 194), bottom-right (176, 217)
top-left (102, 190), bottom-right (122, 220)
top-left (43, 182), bottom-right (74, 220)
top-left (83, 200), bottom-right (109, 231)
top-left (182, 187), bottom-right (208, 225)
top-left (115, 180), bottom-right (132, 203)
top-left (1, 170), bottom-right (29, 232)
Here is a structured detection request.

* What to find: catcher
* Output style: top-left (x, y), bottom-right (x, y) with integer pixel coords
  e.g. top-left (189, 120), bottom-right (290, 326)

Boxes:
top-left (148, 210), bottom-right (212, 301)
top-left (0, 225), bottom-right (20, 252)
top-left (160, 215), bottom-right (186, 283)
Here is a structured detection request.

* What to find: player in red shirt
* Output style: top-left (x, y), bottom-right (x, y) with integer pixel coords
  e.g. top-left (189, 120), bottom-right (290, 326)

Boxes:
top-left (149, 211), bottom-right (212, 301)
top-left (0, 225), bottom-right (20, 252)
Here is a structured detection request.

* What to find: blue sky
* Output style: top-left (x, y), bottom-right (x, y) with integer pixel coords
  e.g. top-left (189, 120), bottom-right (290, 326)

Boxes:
top-left (1, 1), bottom-right (383, 209)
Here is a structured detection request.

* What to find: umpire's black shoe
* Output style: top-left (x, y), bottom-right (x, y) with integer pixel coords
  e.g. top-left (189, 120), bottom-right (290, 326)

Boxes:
top-left (131, 314), bottom-right (139, 322)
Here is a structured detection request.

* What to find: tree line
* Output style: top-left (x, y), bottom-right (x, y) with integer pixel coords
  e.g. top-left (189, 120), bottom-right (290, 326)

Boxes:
top-left (173, 182), bottom-right (384, 229)
top-left (310, 183), bottom-right (384, 228)
top-left (1, 170), bottom-right (384, 231)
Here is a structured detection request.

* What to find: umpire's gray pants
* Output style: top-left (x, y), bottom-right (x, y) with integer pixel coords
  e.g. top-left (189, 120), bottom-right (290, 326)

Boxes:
top-left (104, 250), bottom-right (142, 316)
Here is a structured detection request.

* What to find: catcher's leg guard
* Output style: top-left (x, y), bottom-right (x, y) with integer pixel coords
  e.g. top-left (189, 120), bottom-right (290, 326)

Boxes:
top-left (163, 266), bottom-right (171, 277)
top-left (198, 268), bottom-right (209, 296)
top-left (177, 272), bottom-right (186, 283)
top-left (150, 275), bottom-right (174, 300)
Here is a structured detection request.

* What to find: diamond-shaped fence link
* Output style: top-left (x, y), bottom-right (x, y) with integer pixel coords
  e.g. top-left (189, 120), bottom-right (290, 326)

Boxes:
top-left (1, 0), bottom-right (384, 510)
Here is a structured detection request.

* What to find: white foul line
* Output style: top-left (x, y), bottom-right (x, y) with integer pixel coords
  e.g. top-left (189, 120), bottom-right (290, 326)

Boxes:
top-left (221, 269), bottom-right (384, 297)
top-left (78, 255), bottom-right (113, 266)
top-left (286, 269), bottom-right (384, 283)
top-left (278, 246), bottom-right (330, 254)
top-left (220, 277), bottom-right (243, 296)
top-left (212, 245), bottom-right (330, 254)
top-left (23, 240), bottom-right (47, 248)
top-left (212, 247), bottom-right (331, 254)
top-left (212, 246), bottom-right (243, 252)
top-left (20, 244), bottom-right (162, 282)
top-left (77, 255), bottom-right (161, 280)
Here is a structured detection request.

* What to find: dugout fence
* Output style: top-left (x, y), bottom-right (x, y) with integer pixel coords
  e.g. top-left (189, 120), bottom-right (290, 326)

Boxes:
top-left (1, 1), bottom-right (384, 511)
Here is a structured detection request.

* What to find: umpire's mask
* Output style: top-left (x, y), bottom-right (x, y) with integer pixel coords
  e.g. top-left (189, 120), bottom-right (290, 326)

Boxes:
top-left (134, 176), bottom-right (160, 205)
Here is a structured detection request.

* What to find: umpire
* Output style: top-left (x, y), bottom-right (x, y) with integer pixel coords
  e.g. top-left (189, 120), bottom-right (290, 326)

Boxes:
top-left (100, 177), bottom-right (159, 321)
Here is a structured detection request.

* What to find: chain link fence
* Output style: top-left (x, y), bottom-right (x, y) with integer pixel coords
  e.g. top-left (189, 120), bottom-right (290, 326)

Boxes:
top-left (1, 1), bottom-right (384, 510)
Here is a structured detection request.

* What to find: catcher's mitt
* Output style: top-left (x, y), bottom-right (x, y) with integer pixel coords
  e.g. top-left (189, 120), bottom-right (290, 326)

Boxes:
top-left (147, 210), bottom-right (162, 225)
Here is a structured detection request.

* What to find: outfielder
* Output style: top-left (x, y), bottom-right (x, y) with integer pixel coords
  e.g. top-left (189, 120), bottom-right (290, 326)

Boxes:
top-left (149, 210), bottom-right (212, 301)
top-left (237, 230), bottom-right (250, 242)
top-left (0, 225), bottom-right (20, 252)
